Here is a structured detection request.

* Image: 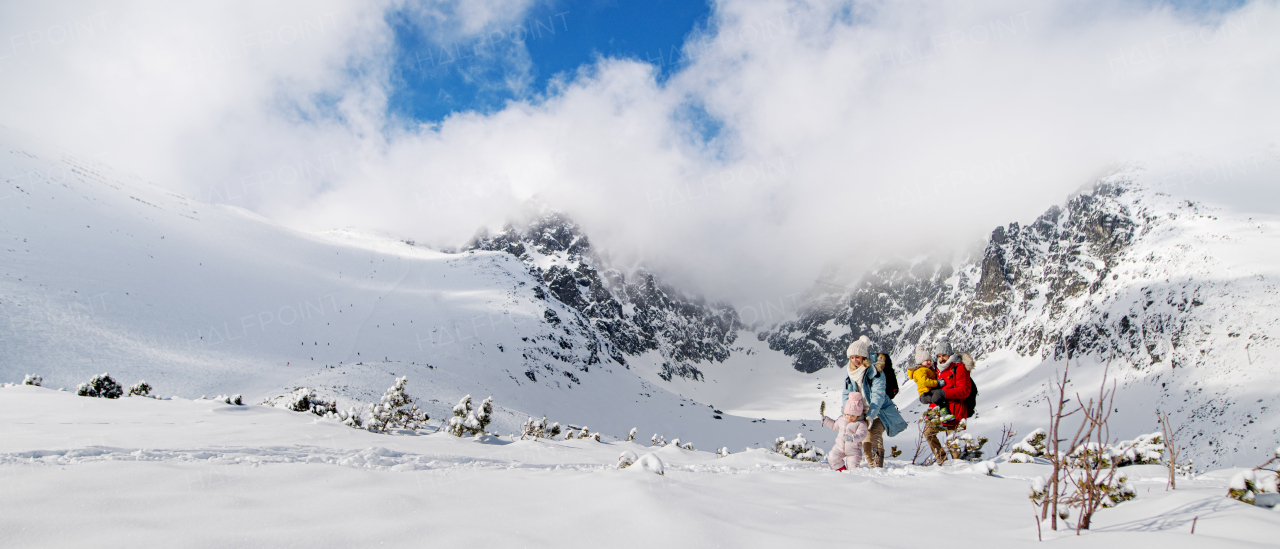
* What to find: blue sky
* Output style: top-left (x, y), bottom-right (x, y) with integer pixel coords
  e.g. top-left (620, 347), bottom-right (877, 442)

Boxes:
top-left (384, 0), bottom-right (1249, 125)
top-left (388, 0), bottom-right (712, 124)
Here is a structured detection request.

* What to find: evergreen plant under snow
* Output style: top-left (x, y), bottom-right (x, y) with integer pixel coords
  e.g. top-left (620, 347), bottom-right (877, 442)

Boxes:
top-left (76, 373), bottom-right (123, 399)
top-left (366, 377), bottom-right (429, 433)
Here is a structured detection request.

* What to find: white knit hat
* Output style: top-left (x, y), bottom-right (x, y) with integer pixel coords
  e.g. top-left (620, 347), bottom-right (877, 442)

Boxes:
top-left (932, 340), bottom-right (952, 356)
top-left (914, 345), bottom-right (930, 364)
top-left (847, 335), bottom-right (871, 358)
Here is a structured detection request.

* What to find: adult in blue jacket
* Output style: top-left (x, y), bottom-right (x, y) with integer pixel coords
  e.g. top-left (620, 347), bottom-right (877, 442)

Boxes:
top-left (841, 335), bottom-right (908, 467)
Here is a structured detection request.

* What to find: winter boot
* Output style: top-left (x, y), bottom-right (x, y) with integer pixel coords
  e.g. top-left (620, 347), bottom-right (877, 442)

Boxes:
top-left (873, 448), bottom-right (885, 468)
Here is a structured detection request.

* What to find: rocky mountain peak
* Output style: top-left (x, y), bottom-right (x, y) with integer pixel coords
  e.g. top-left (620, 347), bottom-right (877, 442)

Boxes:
top-left (464, 212), bottom-right (742, 381)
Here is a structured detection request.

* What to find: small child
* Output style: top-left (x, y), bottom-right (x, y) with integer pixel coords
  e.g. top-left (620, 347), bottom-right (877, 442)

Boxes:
top-left (908, 344), bottom-right (945, 405)
top-left (821, 392), bottom-right (870, 471)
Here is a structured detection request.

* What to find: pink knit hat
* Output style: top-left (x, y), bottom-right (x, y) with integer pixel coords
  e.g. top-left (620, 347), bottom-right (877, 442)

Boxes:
top-left (843, 392), bottom-right (866, 417)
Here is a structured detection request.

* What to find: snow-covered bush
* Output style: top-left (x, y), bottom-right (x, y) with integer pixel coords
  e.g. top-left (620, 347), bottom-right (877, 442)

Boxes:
top-left (365, 377), bottom-right (429, 434)
top-left (717, 447), bottom-right (731, 458)
top-left (946, 427), bottom-right (989, 462)
top-left (1062, 468), bottom-right (1137, 508)
top-left (773, 433), bottom-right (823, 462)
top-left (267, 388), bottom-right (336, 416)
top-left (1029, 476), bottom-right (1048, 506)
top-left (1097, 474), bottom-right (1137, 507)
top-left (520, 416), bottom-right (562, 440)
top-left (1229, 469), bottom-right (1280, 505)
top-left (76, 373), bottom-right (122, 399)
top-left (1109, 432), bottom-right (1164, 467)
top-left (665, 438), bottom-right (694, 450)
top-left (22, 374), bottom-right (42, 387)
top-left (626, 428), bottom-right (637, 442)
top-left (1231, 447), bottom-right (1280, 506)
top-left (565, 426), bottom-right (601, 442)
top-left (1068, 441), bottom-right (1112, 469)
top-left (922, 406), bottom-right (955, 429)
top-left (1010, 428), bottom-right (1047, 463)
top-left (127, 381), bottom-right (152, 397)
top-left (633, 454), bottom-right (664, 475)
top-left (330, 406), bottom-right (365, 429)
top-left (213, 394), bottom-right (242, 405)
top-left (446, 395), bottom-right (492, 437)
top-left (651, 434), bottom-right (666, 446)
top-left (973, 460), bottom-right (998, 476)
top-left (617, 451), bottom-right (664, 475)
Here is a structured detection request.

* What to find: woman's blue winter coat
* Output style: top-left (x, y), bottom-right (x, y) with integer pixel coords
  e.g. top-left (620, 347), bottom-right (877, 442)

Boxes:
top-left (842, 365), bottom-right (908, 438)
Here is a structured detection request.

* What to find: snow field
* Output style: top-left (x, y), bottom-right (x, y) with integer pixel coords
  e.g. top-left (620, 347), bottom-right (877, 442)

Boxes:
top-left (3, 386), bottom-right (1280, 547)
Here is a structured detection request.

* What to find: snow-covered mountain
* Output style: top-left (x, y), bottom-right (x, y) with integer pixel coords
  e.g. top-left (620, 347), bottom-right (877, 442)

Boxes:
top-left (4, 123), bottom-right (1276, 467)
top-left (463, 213), bottom-right (743, 382)
top-left (0, 127), bottom-right (818, 451)
top-left (760, 170), bottom-right (1280, 467)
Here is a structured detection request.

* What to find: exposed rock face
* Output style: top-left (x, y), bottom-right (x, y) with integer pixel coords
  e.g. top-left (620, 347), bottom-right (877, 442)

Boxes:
top-left (465, 213), bottom-right (742, 381)
top-left (760, 171), bottom-right (1280, 467)
top-left (760, 177), bottom-right (1152, 369)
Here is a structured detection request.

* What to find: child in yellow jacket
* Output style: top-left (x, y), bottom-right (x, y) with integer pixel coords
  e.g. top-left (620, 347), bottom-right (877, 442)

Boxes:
top-left (907, 345), bottom-right (945, 405)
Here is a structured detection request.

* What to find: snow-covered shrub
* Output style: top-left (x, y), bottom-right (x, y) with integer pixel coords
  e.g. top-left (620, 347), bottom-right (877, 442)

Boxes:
top-left (76, 373), bottom-right (122, 399)
top-left (520, 416), bottom-right (562, 440)
top-left (665, 438), bottom-right (693, 450)
top-left (1098, 474), bottom-right (1137, 507)
top-left (565, 426), bottom-right (601, 442)
top-left (651, 434), bottom-right (666, 446)
top-left (446, 395), bottom-right (493, 437)
top-left (329, 406), bottom-right (365, 429)
top-left (1029, 476), bottom-right (1048, 506)
top-left (718, 447), bottom-right (731, 458)
top-left (1229, 469), bottom-right (1280, 505)
top-left (1008, 453), bottom-right (1036, 464)
top-left (213, 394), bottom-right (242, 405)
top-left (1110, 432), bottom-right (1164, 467)
top-left (22, 374), bottom-right (42, 387)
top-left (626, 428), bottom-right (637, 442)
top-left (1068, 441), bottom-right (1112, 469)
top-left (773, 433), bottom-right (823, 462)
top-left (127, 381), bottom-right (152, 397)
top-left (268, 388), bottom-right (336, 416)
top-left (634, 454), bottom-right (664, 475)
top-left (946, 428), bottom-right (989, 462)
top-left (922, 406), bottom-right (955, 429)
top-left (973, 460), bottom-right (998, 476)
top-left (366, 377), bottom-right (429, 434)
top-left (617, 450), bottom-right (638, 469)
top-left (1010, 428), bottom-right (1047, 463)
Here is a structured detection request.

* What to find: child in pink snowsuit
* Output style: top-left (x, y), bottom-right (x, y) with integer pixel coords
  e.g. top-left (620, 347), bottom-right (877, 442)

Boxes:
top-left (821, 392), bottom-right (870, 471)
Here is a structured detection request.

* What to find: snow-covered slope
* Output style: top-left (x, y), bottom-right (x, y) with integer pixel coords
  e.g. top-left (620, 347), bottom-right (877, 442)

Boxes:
top-left (0, 127), bottom-right (816, 450)
top-left (5, 123), bottom-right (1277, 467)
top-left (4, 385), bottom-right (1278, 548)
top-left (761, 170), bottom-right (1280, 467)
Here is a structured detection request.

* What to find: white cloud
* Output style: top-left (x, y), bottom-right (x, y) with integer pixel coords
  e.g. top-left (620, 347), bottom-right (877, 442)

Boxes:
top-left (3, 0), bottom-right (1278, 305)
